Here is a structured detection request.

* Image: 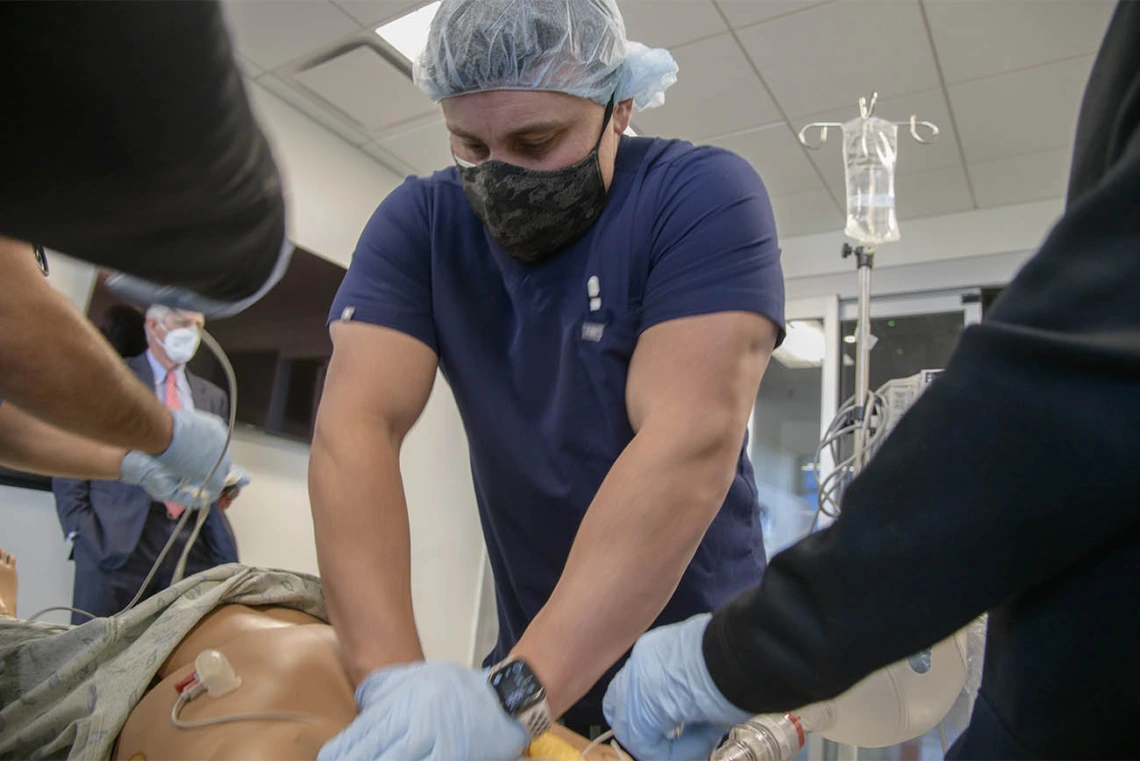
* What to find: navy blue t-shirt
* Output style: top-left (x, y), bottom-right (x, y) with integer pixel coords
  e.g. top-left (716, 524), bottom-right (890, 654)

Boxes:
top-left (329, 136), bottom-right (784, 725)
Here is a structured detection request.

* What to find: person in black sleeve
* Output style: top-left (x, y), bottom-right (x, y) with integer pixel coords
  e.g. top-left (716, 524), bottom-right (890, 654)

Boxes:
top-left (604, 3), bottom-right (1140, 759)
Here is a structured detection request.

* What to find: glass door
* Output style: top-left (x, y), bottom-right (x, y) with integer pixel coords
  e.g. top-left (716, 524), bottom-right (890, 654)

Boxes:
top-left (839, 290), bottom-right (982, 408)
top-left (750, 296), bottom-right (839, 558)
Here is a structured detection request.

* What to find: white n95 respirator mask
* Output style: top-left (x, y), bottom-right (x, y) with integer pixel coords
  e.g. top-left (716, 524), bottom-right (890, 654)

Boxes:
top-left (161, 326), bottom-right (201, 365)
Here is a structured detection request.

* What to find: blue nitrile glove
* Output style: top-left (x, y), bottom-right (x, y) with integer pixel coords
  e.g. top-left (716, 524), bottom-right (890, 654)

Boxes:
top-left (153, 408), bottom-right (230, 487)
top-left (120, 451), bottom-right (234, 507)
top-left (121, 409), bottom-right (230, 505)
top-left (604, 614), bottom-right (752, 761)
top-left (318, 662), bottom-right (530, 761)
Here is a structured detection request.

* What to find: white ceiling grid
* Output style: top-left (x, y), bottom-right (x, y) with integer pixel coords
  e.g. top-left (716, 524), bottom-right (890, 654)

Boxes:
top-left (223, 0), bottom-right (1115, 237)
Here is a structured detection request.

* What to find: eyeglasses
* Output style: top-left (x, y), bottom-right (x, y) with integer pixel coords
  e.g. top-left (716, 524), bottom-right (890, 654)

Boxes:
top-left (32, 244), bottom-right (48, 276)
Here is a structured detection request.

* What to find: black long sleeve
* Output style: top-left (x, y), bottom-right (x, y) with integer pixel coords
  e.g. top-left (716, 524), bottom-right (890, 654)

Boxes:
top-left (0, 1), bottom-right (286, 303)
top-left (703, 0), bottom-right (1140, 738)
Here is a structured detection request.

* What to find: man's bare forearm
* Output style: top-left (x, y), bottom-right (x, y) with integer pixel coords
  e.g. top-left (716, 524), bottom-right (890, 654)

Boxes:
top-left (0, 238), bottom-right (173, 454)
top-left (511, 423), bottom-right (741, 717)
top-left (309, 416), bottom-right (424, 685)
top-left (0, 403), bottom-right (125, 479)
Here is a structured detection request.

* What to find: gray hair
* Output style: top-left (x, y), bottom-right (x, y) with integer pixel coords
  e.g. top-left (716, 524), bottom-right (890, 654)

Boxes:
top-left (145, 304), bottom-right (172, 322)
top-left (146, 305), bottom-right (203, 325)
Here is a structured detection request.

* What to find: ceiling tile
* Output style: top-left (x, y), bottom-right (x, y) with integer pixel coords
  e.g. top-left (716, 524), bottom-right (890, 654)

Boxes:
top-left (968, 149), bottom-right (1071, 208)
top-left (235, 53), bottom-right (264, 78)
top-left (771, 189), bottom-right (843, 238)
top-left (377, 120), bottom-right (454, 175)
top-left (894, 164), bottom-right (974, 222)
top-left (294, 46), bottom-right (436, 131)
top-left (924, 0), bottom-right (1115, 85)
top-left (706, 123), bottom-right (825, 197)
top-left (736, 0), bottom-right (940, 118)
top-left (362, 141), bottom-right (417, 176)
top-left (717, 0), bottom-right (835, 29)
top-left (256, 73), bottom-right (374, 146)
top-left (332, 0), bottom-right (426, 27)
top-left (800, 87), bottom-right (962, 195)
top-left (620, 0), bottom-right (727, 49)
top-left (633, 33), bottom-right (779, 141)
top-left (949, 55), bottom-right (1091, 164)
top-left (223, 0), bottom-right (360, 71)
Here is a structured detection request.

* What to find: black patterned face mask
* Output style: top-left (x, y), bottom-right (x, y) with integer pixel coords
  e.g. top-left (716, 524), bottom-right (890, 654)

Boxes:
top-left (456, 95), bottom-right (616, 264)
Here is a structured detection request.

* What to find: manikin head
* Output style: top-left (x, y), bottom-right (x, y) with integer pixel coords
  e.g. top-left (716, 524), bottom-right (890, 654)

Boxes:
top-left (414, 0), bottom-right (678, 262)
top-left (145, 304), bottom-right (204, 370)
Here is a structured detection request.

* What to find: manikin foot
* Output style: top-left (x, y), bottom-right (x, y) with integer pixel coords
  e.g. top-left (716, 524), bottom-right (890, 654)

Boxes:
top-left (0, 548), bottom-right (17, 617)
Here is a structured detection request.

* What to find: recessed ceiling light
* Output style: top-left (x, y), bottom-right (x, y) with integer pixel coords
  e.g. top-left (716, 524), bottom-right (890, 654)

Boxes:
top-left (843, 334), bottom-right (856, 344)
top-left (376, 1), bottom-right (441, 64)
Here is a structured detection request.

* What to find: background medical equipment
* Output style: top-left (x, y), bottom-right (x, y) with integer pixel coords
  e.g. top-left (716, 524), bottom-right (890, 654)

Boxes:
top-left (812, 369), bottom-right (942, 529)
top-left (711, 632), bottom-right (970, 761)
top-left (706, 95), bottom-right (981, 761)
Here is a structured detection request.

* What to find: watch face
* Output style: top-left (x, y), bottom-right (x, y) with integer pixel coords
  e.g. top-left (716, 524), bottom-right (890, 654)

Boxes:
top-left (490, 660), bottom-right (544, 715)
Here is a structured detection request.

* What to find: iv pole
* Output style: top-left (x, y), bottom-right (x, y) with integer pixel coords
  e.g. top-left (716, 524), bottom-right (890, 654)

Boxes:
top-left (799, 92), bottom-right (939, 483)
top-left (708, 95), bottom-right (947, 761)
top-left (846, 242), bottom-right (875, 471)
top-left (797, 94), bottom-right (939, 761)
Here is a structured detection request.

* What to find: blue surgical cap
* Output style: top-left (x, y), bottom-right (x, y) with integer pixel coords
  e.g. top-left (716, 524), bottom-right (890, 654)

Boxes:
top-left (413, 0), bottom-right (679, 111)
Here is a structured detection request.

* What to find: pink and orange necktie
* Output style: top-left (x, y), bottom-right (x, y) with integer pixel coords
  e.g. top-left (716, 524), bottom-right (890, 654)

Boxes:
top-left (163, 371), bottom-right (185, 519)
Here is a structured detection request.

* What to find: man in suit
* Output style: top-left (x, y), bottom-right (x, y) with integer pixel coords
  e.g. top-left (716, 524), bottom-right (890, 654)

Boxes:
top-left (53, 306), bottom-right (243, 623)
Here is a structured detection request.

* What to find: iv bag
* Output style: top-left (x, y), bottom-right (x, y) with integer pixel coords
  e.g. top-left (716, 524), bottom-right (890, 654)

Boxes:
top-left (842, 115), bottom-right (900, 245)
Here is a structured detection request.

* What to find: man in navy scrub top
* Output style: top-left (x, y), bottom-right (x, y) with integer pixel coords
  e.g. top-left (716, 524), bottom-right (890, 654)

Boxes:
top-left (311, 2), bottom-right (785, 759)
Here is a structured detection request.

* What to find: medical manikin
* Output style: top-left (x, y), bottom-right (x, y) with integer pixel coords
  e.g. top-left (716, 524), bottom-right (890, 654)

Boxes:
top-left (0, 553), bottom-right (617, 761)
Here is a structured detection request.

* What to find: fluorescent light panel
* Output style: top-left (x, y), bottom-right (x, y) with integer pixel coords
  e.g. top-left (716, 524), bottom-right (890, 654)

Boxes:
top-left (376, 1), bottom-right (441, 64)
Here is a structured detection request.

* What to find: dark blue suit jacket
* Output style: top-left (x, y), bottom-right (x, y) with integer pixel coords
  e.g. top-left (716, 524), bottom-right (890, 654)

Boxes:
top-left (51, 353), bottom-right (239, 570)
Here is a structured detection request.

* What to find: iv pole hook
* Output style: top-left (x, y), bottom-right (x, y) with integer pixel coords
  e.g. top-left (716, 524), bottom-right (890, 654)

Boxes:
top-left (859, 92), bottom-right (879, 119)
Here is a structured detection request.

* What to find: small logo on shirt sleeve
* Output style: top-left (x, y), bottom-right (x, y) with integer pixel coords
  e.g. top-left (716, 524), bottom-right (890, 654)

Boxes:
top-left (588, 275), bottom-right (602, 313)
top-left (581, 322), bottom-right (606, 342)
top-left (340, 306), bottom-right (356, 321)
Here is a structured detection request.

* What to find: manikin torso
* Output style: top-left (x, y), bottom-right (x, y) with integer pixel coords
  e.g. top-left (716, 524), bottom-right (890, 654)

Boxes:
top-left (115, 605), bottom-right (355, 761)
top-left (114, 604), bottom-right (619, 761)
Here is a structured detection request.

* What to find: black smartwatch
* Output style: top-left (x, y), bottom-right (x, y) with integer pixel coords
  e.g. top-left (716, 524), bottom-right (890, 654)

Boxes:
top-left (488, 657), bottom-right (553, 739)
